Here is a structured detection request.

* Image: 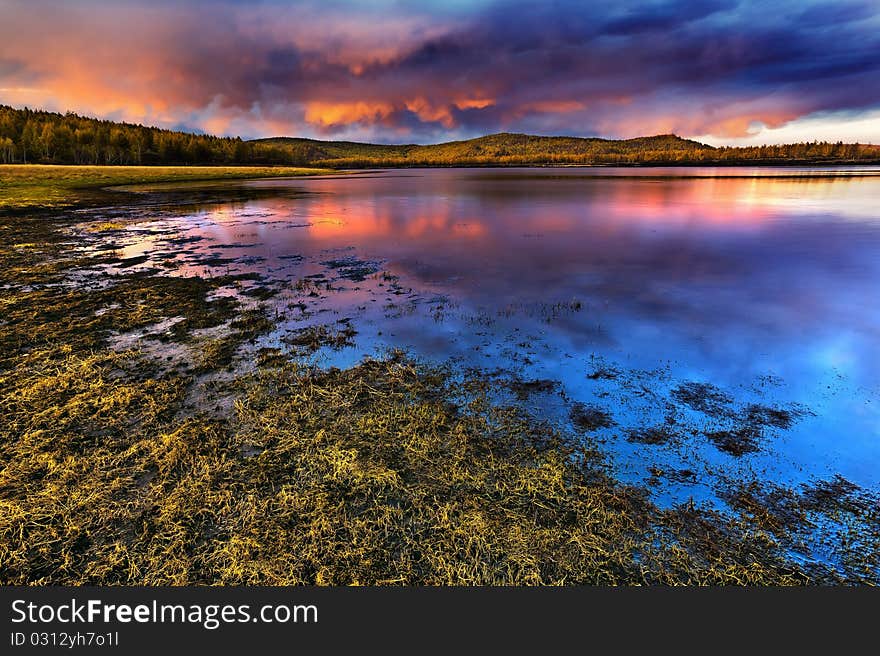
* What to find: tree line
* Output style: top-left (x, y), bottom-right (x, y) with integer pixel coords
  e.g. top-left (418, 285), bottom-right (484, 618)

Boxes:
top-left (2, 105), bottom-right (878, 167)
top-left (0, 105), bottom-right (307, 165)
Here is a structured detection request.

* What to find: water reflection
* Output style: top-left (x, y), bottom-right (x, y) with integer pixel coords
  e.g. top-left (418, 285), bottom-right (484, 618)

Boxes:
top-left (95, 168), bottom-right (880, 493)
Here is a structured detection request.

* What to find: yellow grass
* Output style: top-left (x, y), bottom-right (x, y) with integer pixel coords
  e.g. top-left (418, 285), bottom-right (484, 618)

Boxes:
top-left (0, 164), bottom-right (333, 211)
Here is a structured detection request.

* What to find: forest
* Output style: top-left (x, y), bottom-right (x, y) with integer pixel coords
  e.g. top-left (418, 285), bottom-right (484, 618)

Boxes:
top-left (2, 104), bottom-right (879, 167)
top-left (0, 105), bottom-right (295, 165)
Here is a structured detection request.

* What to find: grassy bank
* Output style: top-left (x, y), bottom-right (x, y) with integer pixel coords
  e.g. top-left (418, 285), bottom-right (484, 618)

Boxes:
top-left (0, 174), bottom-right (878, 585)
top-left (0, 164), bottom-right (332, 212)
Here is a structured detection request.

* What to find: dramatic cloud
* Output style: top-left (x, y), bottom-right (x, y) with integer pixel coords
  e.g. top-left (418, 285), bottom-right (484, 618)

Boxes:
top-left (0, 0), bottom-right (878, 143)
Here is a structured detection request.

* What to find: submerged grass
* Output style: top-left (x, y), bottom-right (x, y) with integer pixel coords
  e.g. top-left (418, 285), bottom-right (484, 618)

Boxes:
top-left (283, 321), bottom-right (358, 355)
top-left (0, 170), bottom-right (878, 585)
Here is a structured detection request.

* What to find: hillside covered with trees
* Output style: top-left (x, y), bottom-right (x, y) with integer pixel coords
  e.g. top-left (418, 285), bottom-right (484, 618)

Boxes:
top-left (2, 105), bottom-right (879, 167)
top-left (256, 133), bottom-right (880, 166)
top-left (0, 105), bottom-right (293, 165)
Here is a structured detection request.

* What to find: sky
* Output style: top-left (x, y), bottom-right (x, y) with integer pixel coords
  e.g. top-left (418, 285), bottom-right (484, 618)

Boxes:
top-left (1, 0), bottom-right (879, 145)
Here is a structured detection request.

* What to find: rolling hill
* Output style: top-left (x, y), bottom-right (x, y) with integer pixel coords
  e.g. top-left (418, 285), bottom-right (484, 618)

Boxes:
top-left (251, 133), bottom-right (712, 167)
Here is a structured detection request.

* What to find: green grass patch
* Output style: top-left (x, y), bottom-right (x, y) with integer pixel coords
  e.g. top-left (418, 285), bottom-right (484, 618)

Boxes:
top-left (0, 164), bottom-right (332, 212)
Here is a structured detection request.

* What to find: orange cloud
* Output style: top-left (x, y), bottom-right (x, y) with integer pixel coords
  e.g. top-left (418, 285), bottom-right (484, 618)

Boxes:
top-left (706, 110), bottom-right (801, 139)
top-left (455, 98), bottom-right (495, 110)
top-left (405, 97), bottom-right (455, 128)
top-left (305, 101), bottom-right (394, 127)
top-left (521, 100), bottom-right (586, 113)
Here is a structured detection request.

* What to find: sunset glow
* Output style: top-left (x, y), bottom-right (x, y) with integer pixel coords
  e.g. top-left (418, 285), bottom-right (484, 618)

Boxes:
top-left (1, 0), bottom-right (879, 143)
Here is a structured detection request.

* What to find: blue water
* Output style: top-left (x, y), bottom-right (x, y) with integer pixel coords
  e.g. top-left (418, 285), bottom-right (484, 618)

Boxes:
top-left (97, 167), bottom-right (880, 501)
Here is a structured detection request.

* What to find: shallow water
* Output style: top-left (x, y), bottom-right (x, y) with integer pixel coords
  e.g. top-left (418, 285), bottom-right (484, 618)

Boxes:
top-left (82, 167), bottom-right (880, 502)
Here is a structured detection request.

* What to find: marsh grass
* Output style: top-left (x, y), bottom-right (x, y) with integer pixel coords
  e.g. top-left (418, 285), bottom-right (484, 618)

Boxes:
top-left (0, 347), bottom-right (834, 585)
top-left (1, 274), bottom-right (240, 357)
top-left (283, 322), bottom-right (358, 355)
top-left (196, 310), bottom-right (276, 371)
top-left (569, 403), bottom-right (615, 432)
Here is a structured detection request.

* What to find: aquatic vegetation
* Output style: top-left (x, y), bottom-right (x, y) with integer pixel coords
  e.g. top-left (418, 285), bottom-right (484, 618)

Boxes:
top-left (1, 274), bottom-right (240, 357)
top-left (586, 363), bottom-right (620, 381)
top-left (647, 467), bottom-right (697, 485)
top-left (671, 382), bottom-right (734, 417)
top-left (320, 256), bottom-right (382, 282)
top-left (283, 321), bottom-right (358, 355)
top-left (3, 340), bottom-right (877, 584)
top-left (668, 382), bottom-right (810, 457)
top-left (197, 310), bottom-right (277, 371)
top-left (255, 347), bottom-right (288, 368)
top-left (720, 479), bottom-right (880, 578)
top-left (569, 403), bottom-right (615, 432)
top-left (508, 378), bottom-right (559, 400)
top-left (198, 335), bottom-right (244, 371)
top-left (705, 427), bottom-right (762, 456)
top-left (627, 426), bottom-right (679, 445)
top-left (85, 221), bottom-right (127, 232)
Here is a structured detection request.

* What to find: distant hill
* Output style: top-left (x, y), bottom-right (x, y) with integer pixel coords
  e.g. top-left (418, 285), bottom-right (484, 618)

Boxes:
top-left (252, 133), bottom-right (713, 166)
top-left (2, 104), bottom-right (879, 167)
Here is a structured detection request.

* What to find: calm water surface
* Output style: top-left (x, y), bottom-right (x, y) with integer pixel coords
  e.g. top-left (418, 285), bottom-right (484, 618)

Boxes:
top-left (93, 167), bottom-right (880, 501)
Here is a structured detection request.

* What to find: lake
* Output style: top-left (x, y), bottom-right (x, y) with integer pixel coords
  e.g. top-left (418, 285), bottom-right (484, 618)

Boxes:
top-left (82, 166), bottom-right (880, 505)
